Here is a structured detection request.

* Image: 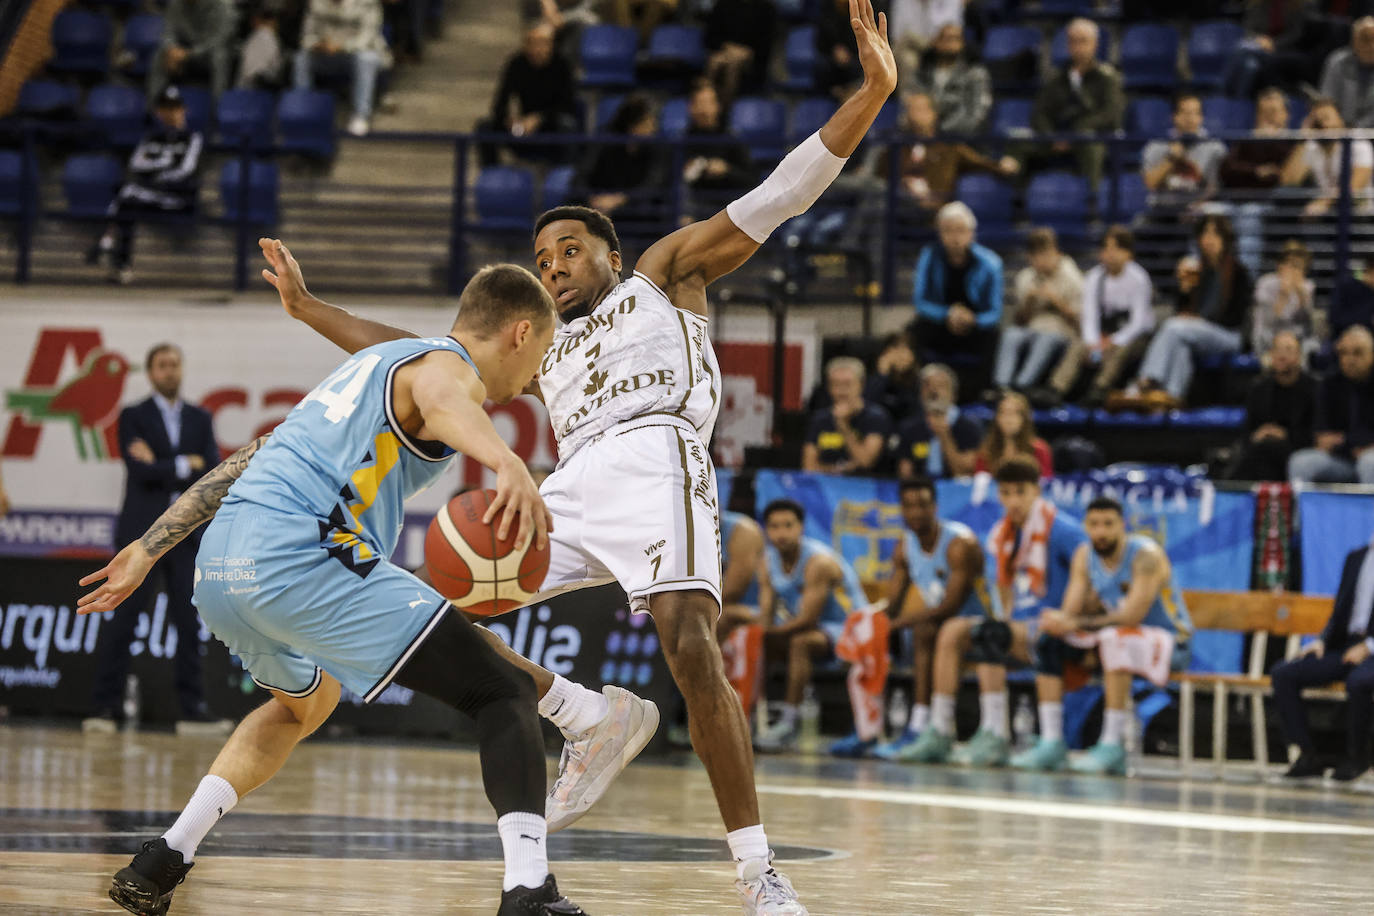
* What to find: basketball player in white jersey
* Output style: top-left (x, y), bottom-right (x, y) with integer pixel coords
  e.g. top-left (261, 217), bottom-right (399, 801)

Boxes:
top-left (271, 5), bottom-right (896, 910)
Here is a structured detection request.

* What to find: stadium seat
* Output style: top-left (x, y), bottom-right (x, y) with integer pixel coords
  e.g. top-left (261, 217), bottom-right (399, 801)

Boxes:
top-left (658, 97), bottom-right (690, 137)
top-left (1188, 21), bottom-right (1244, 88)
top-left (277, 89), bottom-right (336, 158)
top-left (729, 96), bottom-right (787, 163)
top-left (1168, 407), bottom-right (1246, 429)
top-left (1128, 97), bottom-right (1173, 139)
top-left (220, 159), bottom-right (279, 224)
top-left (0, 151), bottom-right (38, 217)
top-left (871, 97), bottom-right (899, 135)
top-left (1035, 405), bottom-right (1092, 428)
top-left (983, 26), bottom-right (1041, 91)
top-left (473, 166), bottom-right (535, 231)
top-left (49, 9), bottom-right (113, 76)
top-left (121, 14), bottom-right (164, 77)
top-left (542, 165), bottom-right (576, 209)
top-left (643, 24), bottom-right (705, 72)
top-left (85, 84), bottom-right (146, 148)
top-left (17, 80), bottom-right (81, 118)
top-left (1025, 171), bottom-right (1089, 240)
top-left (1091, 408), bottom-right (1167, 428)
top-left (791, 97), bottom-right (836, 141)
top-left (1202, 95), bottom-right (1253, 133)
top-left (594, 94), bottom-right (625, 131)
top-left (1098, 172), bottom-right (1148, 222)
top-left (991, 98), bottom-right (1033, 135)
top-left (579, 25), bottom-right (638, 88)
top-left (1050, 26), bottom-right (1110, 71)
top-left (180, 86), bottom-right (214, 136)
top-left (1119, 24), bottom-right (1179, 90)
top-left (62, 153), bottom-right (123, 218)
top-left (1039, 0), bottom-right (1094, 15)
top-left (216, 89), bottom-right (275, 150)
top-left (1288, 95), bottom-right (1308, 129)
top-left (954, 173), bottom-right (1015, 241)
top-left (781, 26), bottom-right (819, 92)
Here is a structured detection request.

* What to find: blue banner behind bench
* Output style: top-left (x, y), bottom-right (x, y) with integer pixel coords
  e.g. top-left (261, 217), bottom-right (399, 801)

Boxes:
top-left (1298, 490), bottom-right (1374, 595)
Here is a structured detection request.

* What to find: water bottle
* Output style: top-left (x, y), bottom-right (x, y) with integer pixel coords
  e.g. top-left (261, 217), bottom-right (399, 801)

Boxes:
top-left (122, 674), bottom-right (140, 730)
top-left (799, 685), bottom-right (821, 752)
top-left (887, 687), bottom-right (909, 734)
top-left (1012, 694), bottom-right (1035, 752)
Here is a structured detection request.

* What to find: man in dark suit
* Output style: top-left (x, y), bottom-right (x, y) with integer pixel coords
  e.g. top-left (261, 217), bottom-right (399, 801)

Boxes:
top-left (1272, 540), bottom-right (1374, 781)
top-left (85, 343), bottom-right (223, 732)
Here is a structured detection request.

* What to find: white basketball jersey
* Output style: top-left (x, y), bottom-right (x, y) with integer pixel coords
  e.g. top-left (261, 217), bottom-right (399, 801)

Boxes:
top-left (539, 271), bottom-right (722, 459)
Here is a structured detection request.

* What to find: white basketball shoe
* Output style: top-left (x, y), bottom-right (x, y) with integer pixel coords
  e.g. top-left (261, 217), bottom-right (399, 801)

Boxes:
top-left (735, 854), bottom-right (809, 915)
top-left (545, 685), bottom-right (659, 832)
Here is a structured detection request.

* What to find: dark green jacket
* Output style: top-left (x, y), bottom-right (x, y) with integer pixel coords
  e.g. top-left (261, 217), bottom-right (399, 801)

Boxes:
top-left (1031, 63), bottom-right (1125, 134)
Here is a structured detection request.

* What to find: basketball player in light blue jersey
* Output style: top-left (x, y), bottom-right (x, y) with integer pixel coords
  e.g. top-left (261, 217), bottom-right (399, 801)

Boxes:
top-left (1031, 496), bottom-right (1192, 775)
top-left (77, 256), bottom-right (587, 916)
top-left (720, 510), bottom-right (765, 622)
top-left (752, 499), bottom-right (868, 753)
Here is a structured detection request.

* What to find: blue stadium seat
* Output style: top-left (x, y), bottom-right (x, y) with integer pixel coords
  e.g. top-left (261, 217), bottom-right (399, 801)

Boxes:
top-left (17, 80), bottom-right (81, 117)
top-left (220, 160), bottom-right (279, 224)
top-left (1097, 172), bottom-right (1148, 222)
top-left (473, 166), bottom-right (534, 231)
top-left (871, 97), bottom-right (899, 135)
top-left (1119, 24), bottom-right (1179, 90)
top-left (1026, 171), bottom-right (1089, 240)
top-left (85, 84), bottom-right (146, 148)
top-left (1036, 405), bottom-right (1091, 427)
top-left (1288, 95), bottom-right (1307, 129)
top-left (0, 151), bottom-right (38, 217)
top-left (542, 165), bottom-right (576, 208)
top-left (579, 25), bottom-right (638, 88)
top-left (1188, 21), bottom-right (1244, 88)
top-left (729, 96), bottom-right (787, 163)
top-left (1091, 408), bottom-right (1167, 428)
top-left (121, 14), bottom-right (163, 77)
top-left (983, 26), bottom-right (1041, 91)
top-left (781, 26), bottom-right (819, 92)
top-left (961, 404), bottom-right (995, 426)
top-left (49, 9), bottom-right (112, 76)
top-left (991, 98), bottom-right (1033, 135)
top-left (954, 173), bottom-right (1014, 240)
top-left (1168, 407), bottom-right (1246, 429)
top-left (216, 89), bottom-right (275, 150)
top-left (1202, 95), bottom-right (1253, 133)
top-left (62, 153), bottom-right (122, 218)
top-left (1050, 26), bottom-right (1110, 71)
top-left (594, 94), bottom-right (625, 131)
top-left (1128, 97), bottom-right (1173, 138)
top-left (277, 89), bottom-right (335, 158)
top-left (791, 97), bottom-right (836, 141)
top-left (644, 24), bottom-right (705, 71)
top-left (1039, 0), bottom-right (1094, 15)
top-left (658, 97), bottom-right (689, 137)
top-left (180, 86), bottom-right (214, 136)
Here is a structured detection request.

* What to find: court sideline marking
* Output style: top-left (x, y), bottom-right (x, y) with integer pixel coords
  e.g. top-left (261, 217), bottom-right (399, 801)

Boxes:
top-left (756, 784), bottom-right (1374, 835)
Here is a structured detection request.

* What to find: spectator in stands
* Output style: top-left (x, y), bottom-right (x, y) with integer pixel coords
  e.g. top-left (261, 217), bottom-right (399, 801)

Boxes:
top-left (1141, 91), bottom-right (1227, 207)
top-left (1288, 324), bottom-right (1374, 483)
top-left (147, 0), bottom-right (234, 102)
top-left (883, 91), bottom-right (1018, 214)
top-left (889, 0), bottom-right (963, 82)
top-left (293, 0), bottom-right (392, 136)
top-left (1230, 0), bottom-right (1345, 96)
top-left (1319, 17), bottom-right (1374, 128)
top-left (894, 364), bottom-right (982, 478)
top-left (1226, 330), bottom-right (1316, 481)
top-left (911, 23), bottom-right (992, 135)
top-left (911, 201), bottom-right (1004, 389)
top-left (1332, 259), bottom-right (1374, 337)
top-left (84, 88), bottom-right (203, 285)
top-left (682, 79), bottom-right (753, 207)
top-left (864, 333), bottom-right (923, 422)
top-left (995, 227), bottom-right (1083, 399)
top-left (1050, 225), bottom-right (1153, 408)
top-left (1271, 538), bottom-right (1374, 781)
top-left (703, 0), bottom-right (775, 103)
top-left (1025, 18), bottom-right (1124, 188)
top-left (1281, 97), bottom-right (1374, 218)
top-left (620, 0), bottom-right (677, 44)
top-left (1219, 88), bottom-right (1295, 191)
top-left (817, 0), bottom-right (865, 96)
top-left (237, 4), bottom-right (285, 90)
top-left (974, 392), bottom-right (1053, 477)
top-left (476, 23), bottom-right (578, 167)
top-left (1126, 214), bottom-right (1253, 409)
top-left (802, 357), bottom-right (893, 475)
top-left (574, 94), bottom-right (666, 221)
top-left (1251, 239), bottom-right (1316, 358)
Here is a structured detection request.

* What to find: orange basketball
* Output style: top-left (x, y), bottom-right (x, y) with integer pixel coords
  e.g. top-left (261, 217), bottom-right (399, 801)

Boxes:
top-left (424, 489), bottom-right (550, 617)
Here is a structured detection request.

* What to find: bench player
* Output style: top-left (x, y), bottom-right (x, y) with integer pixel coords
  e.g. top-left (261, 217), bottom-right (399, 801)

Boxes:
top-left (77, 265), bottom-right (585, 915)
top-left (276, 3), bottom-right (896, 910)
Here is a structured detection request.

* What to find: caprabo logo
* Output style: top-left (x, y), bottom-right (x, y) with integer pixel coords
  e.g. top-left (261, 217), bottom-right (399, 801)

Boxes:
top-left (3, 329), bottom-right (130, 461)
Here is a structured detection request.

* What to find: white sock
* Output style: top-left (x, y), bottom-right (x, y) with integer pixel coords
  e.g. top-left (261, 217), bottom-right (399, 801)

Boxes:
top-left (980, 691), bottom-right (1009, 739)
top-left (727, 824), bottom-right (770, 879)
top-left (777, 703), bottom-right (799, 729)
top-left (1101, 708), bottom-right (1128, 746)
top-left (1038, 702), bottom-right (1064, 743)
top-left (908, 703), bottom-right (931, 733)
top-left (497, 811), bottom-right (549, 891)
top-left (930, 694), bottom-right (955, 736)
top-left (161, 775), bottom-right (238, 861)
top-left (538, 675), bottom-right (609, 735)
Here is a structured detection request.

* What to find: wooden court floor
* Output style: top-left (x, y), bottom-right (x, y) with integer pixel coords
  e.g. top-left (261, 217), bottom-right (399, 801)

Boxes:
top-left (2, 724), bottom-right (1372, 915)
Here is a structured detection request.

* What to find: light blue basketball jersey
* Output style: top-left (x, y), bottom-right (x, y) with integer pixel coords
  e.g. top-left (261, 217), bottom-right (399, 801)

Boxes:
top-left (721, 510), bottom-right (760, 607)
top-left (903, 520), bottom-right (997, 619)
top-left (227, 336), bottom-right (476, 568)
top-left (1089, 535), bottom-right (1193, 639)
top-left (766, 536), bottom-right (866, 633)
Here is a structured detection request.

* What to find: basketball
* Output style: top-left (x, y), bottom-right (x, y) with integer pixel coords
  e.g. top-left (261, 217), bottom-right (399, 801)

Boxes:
top-left (424, 489), bottom-right (550, 617)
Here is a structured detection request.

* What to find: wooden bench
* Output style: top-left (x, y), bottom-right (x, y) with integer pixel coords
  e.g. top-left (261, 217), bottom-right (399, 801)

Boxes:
top-left (1174, 590), bottom-right (1333, 776)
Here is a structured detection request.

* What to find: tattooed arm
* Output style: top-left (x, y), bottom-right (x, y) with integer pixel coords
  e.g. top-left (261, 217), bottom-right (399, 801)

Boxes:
top-left (76, 436), bottom-right (269, 615)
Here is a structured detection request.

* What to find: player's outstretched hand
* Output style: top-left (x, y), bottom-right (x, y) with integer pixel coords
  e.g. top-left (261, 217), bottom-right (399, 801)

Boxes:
top-left (76, 542), bottom-right (155, 616)
top-left (260, 238), bottom-right (311, 315)
top-left (487, 455), bottom-right (553, 552)
top-left (850, 0), bottom-right (897, 95)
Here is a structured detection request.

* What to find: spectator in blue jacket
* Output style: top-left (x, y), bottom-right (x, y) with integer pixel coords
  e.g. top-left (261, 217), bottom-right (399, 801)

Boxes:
top-left (912, 201), bottom-right (1004, 396)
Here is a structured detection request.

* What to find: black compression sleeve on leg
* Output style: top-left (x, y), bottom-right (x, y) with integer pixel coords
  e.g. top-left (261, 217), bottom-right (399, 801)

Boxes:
top-left (393, 609), bottom-right (545, 817)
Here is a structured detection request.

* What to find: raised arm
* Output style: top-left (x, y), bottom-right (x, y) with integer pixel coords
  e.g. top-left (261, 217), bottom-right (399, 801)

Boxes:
top-left (634, 0), bottom-right (897, 315)
top-left (261, 238), bottom-right (420, 354)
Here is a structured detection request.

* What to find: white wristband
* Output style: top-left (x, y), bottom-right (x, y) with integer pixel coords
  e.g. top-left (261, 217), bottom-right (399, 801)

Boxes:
top-left (725, 131), bottom-right (848, 244)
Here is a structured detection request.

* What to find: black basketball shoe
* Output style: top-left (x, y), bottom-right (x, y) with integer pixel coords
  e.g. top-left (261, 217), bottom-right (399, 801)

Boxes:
top-left (497, 874), bottom-right (586, 915)
top-left (109, 838), bottom-right (194, 916)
